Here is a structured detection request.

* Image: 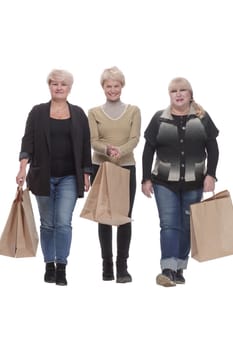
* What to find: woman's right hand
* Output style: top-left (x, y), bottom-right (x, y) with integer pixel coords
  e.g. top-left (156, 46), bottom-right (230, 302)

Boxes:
top-left (16, 159), bottom-right (29, 186)
top-left (16, 169), bottom-right (26, 186)
top-left (106, 144), bottom-right (120, 159)
top-left (142, 180), bottom-right (154, 198)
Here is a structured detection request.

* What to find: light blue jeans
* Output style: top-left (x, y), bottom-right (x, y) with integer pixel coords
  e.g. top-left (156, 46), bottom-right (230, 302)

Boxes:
top-left (153, 184), bottom-right (203, 271)
top-left (36, 176), bottom-right (78, 264)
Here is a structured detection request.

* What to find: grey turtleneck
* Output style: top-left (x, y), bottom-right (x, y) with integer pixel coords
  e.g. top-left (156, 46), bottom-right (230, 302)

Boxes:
top-left (102, 100), bottom-right (126, 119)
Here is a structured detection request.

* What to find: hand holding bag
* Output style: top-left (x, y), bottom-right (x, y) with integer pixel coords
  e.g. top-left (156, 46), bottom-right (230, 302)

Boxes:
top-left (190, 190), bottom-right (233, 262)
top-left (80, 161), bottom-right (131, 226)
top-left (0, 187), bottom-right (39, 257)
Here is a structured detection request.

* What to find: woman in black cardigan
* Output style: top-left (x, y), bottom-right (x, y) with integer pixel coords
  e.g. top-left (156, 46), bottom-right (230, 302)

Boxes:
top-left (16, 69), bottom-right (92, 286)
top-left (142, 77), bottom-right (219, 287)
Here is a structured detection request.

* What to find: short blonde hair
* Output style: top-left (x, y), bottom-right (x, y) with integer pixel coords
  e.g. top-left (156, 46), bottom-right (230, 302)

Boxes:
top-left (47, 69), bottom-right (74, 87)
top-left (100, 66), bottom-right (125, 87)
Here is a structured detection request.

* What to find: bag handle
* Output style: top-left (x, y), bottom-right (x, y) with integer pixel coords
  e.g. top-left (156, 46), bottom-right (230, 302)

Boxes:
top-left (202, 190), bottom-right (230, 202)
top-left (14, 186), bottom-right (24, 203)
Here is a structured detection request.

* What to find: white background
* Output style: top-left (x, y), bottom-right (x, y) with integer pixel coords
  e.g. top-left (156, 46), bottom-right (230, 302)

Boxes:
top-left (0, 0), bottom-right (233, 349)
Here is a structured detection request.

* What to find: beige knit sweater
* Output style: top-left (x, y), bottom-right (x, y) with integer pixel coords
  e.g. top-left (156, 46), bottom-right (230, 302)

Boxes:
top-left (88, 104), bottom-right (141, 166)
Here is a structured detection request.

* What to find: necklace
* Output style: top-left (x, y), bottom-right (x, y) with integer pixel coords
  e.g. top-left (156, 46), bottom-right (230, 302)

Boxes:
top-left (171, 107), bottom-right (189, 116)
top-left (50, 102), bottom-right (70, 119)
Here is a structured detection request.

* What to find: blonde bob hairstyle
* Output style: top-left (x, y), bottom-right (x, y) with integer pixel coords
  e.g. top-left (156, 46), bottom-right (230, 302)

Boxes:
top-left (47, 69), bottom-right (74, 87)
top-left (100, 66), bottom-right (125, 87)
top-left (168, 77), bottom-right (204, 118)
top-left (168, 77), bottom-right (193, 99)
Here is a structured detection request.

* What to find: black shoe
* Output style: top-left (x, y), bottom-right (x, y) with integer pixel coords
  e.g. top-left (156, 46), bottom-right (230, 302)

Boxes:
top-left (156, 269), bottom-right (176, 287)
top-left (103, 273), bottom-right (114, 281)
top-left (116, 272), bottom-right (132, 283)
top-left (116, 258), bottom-right (132, 283)
top-left (56, 263), bottom-right (67, 286)
top-left (44, 262), bottom-right (56, 283)
top-left (175, 269), bottom-right (185, 284)
top-left (102, 259), bottom-right (114, 281)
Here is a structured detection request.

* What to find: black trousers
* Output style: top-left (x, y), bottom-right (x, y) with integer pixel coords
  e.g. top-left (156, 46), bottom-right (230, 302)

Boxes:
top-left (91, 164), bottom-right (136, 261)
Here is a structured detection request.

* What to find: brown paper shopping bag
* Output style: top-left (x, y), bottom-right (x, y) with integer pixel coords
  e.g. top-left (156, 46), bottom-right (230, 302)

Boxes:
top-left (0, 187), bottom-right (39, 257)
top-left (80, 162), bottom-right (131, 226)
top-left (190, 190), bottom-right (233, 262)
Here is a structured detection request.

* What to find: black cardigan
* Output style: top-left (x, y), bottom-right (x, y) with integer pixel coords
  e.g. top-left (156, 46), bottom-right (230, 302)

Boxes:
top-left (142, 109), bottom-right (219, 192)
top-left (19, 101), bottom-right (92, 197)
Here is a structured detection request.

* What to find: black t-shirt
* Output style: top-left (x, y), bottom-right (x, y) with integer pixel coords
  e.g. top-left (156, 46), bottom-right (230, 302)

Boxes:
top-left (50, 118), bottom-right (75, 177)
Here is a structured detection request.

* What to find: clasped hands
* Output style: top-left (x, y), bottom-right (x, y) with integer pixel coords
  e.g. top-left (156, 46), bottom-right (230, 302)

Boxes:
top-left (106, 144), bottom-right (121, 159)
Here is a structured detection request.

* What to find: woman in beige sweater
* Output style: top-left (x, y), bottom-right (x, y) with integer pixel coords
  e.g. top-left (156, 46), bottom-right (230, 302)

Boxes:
top-left (88, 66), bottom-right (141, 283)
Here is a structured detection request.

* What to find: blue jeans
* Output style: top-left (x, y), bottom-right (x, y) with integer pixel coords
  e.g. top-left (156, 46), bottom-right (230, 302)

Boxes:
top-left (153, 184), bottom-right (203, 271)
top-left (36, 176), bottom-right (78, 264)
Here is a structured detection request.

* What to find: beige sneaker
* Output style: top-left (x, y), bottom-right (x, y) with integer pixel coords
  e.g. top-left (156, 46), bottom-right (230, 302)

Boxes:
top-left (156, 269), bottom-right (176, 287)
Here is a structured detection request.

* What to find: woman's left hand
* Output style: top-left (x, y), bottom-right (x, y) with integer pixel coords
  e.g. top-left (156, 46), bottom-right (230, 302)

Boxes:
top-left (84, 173), bottom-right (90, 192)
top-left (203, 175), bottom-right (216, 192)
top-left (107, 145), bottom-right (121, 159)
top-left (142, 180), bottom-right (154, 198)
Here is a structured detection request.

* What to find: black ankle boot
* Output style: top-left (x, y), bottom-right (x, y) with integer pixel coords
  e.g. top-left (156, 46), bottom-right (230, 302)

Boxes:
top-left (175, 269), bottom-right (185, 284)
top-left (102, 259), bottom-right (114, 281)
top-left (44, 262), bottom-right (56, 283)
top-left (116, 258), bottom-right (132, 283)
top-left (56, 263), bottom-right (67, 286)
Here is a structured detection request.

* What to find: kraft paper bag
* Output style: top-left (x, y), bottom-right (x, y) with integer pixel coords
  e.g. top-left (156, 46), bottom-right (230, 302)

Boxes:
top-left (0, 187), bottom-right (39, 257)
top-left (80, 161), bottom-right (131, 226)
top-left (190, 190), bottom-right (233, 262)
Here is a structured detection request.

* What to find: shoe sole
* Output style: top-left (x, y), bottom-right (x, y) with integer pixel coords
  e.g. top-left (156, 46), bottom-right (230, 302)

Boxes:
top-left (103, 276), bottom-right (114, 281)
top-left (175, 280), bottom-right (185, 285)
top-left (44, 275), bottom-right (56, 283)
top-left (156, 274), bottom-right (176, 287)
top-left (116, 277), bottom-right (132, 283)
top-left (56, 282), bottom-right (67, 286)
top-left (44, 279), bottom-right (56, 283)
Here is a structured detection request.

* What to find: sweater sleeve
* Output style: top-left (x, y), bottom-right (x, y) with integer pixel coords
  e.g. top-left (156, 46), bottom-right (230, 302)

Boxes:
top-left (88, 108), bottom-right (107, 155)
top-left (202, 112), bottom-right (219, 139)
top-left (144, 111), bottom-right (162, 146)
top-left (206, 139), bottom-right (219, 179)
top-left (141, 112), bottom-right (161, 183)
top-left (202, 112), bottom-right (219, 179)
top-left (119, 106), bottom-right (141, 156)
top-left (142, 140), bottom-right (156, 183)
top-left (19, 107), bottom-right (36, 161)
top-left (80, 109), bottom-right (93, 174)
